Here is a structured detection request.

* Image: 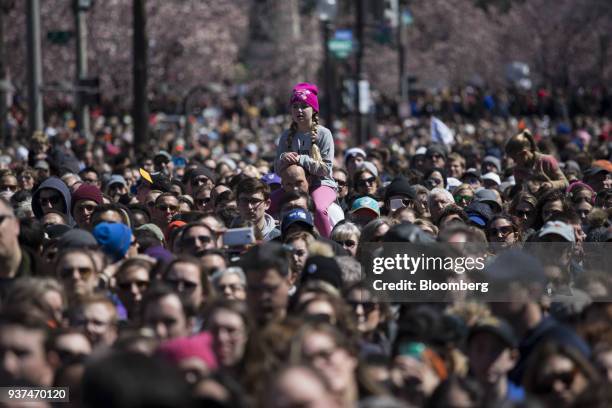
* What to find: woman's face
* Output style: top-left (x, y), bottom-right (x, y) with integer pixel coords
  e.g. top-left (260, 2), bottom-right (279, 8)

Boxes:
top-left (208, 308), bottom-right (247, 368)
top-left (357, 171), bottom-right (378, 195)
top-left (574, 201), bottom-right (593, 223)
top-left (427, 171), bottom-right (445, 189)
top-left (291, 102), bottom-right (314, 128)
top-left (512, 201), bottom-right (536, 229)
top-left (347, 288), bottom-right (381, 334)
top-left (303, 299), bottom-right (337, 325)
top-left (453, 189), bottom-right (473, 208)
top-left (301, 331), bottom-right (357, 394)
top-left (535, 354), bottom-right (589, 406)
top-left (289, 239), bottom-right (309, 279)
top-left (334, 234), bottom-right (358, 257)
top-left (542, 199), bottom-right (564, 222)
top-left (510, 148), bottom-right (533, 166)
top-left (487, 218), bottom-right (516, 246)
top-left (56, 253), bottom-right (98, 298)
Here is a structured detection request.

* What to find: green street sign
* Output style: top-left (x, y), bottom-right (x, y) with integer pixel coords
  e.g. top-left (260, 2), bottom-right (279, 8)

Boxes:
top-left (328, 39), bottom-right (352, 59)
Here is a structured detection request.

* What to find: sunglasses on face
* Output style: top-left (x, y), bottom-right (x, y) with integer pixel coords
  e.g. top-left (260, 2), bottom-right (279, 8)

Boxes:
top-left (514, 209), bottom-right (533, 217)
top-left (60, 266), bottom-right (94, 279)
top-left (197, 197), bottom-right (210, 206)
top-left (39, 195), bottom-right (62, 206)
top-left (334, 179), bottom-right (347, 188)
top-left (336, 239), bottom-right (356, 248)
top-left (0, 185), bottom-right (17, 192)
top-left (157, 204), bottom-right (179, 212)
top-left (454, 195), bottom-right (473, 204)
top-left (358, 176), bottom-right (376, 187)
top-left (182, 235), bottom-right (212, 246)
top-left (487, 225), bottom-right (514, 237)
top-left (534, 370), bottom-right (577, 394)
top-left (118, 280), bottom-right (149, 291)
top-left (348, 300), bottom-right (376, 314)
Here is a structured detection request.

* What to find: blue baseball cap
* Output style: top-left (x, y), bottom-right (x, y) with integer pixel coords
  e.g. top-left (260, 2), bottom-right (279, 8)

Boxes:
top-left (261, 173), bottom-right (281, 186)
top-left (281, 208), bottom-right (314, 233)
top-left (350, 196), bottom-right (380, 216)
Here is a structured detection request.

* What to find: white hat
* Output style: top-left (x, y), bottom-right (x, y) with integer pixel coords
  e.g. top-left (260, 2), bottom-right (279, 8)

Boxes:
top-left (482, 172), bottom-right (501, 186)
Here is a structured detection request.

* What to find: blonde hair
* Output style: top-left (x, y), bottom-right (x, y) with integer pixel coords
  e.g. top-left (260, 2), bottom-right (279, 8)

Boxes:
top-left (286, 112), bottom-right (323, 165)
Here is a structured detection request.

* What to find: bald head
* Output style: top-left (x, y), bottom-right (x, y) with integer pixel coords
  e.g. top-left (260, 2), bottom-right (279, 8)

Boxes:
top-left (281, 165), bottom-right (309, 193)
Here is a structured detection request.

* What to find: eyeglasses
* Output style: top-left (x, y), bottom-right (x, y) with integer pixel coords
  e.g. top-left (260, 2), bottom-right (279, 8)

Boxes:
top-left (118, 280), bottom-right (149, 291)
top-left (487, 225), bottom-right (514, 237)
top-left (336, 239), bottom-right (356, 248)
top-left (39, 195), bottom-right (62, 206)
top-left (238, 197), bottom-right (265, 207)
top-left (157, 204), bottom-right (179, 212)
top-left (358, 176), bottom-right (376, 187)
top-left (59, 266), bottom-right (94, 279)
top-left (182, 235), bottom-right (212, 247)
top-left (348, 300), bottom-right (376, 314)
top-left (334, 179), bottom-right (347, 188)
top-left (165, 278), bottom-right (198, 292)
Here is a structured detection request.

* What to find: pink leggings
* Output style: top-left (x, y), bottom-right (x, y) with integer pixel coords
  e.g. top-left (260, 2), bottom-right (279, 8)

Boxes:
top-left (310, 185), bottom-right (336, 238)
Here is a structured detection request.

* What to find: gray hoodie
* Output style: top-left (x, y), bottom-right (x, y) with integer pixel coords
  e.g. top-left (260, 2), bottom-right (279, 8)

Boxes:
top-left (231, 213), bottom-right (281, 242)
top-left (274, 125), bottom-right (336, 189)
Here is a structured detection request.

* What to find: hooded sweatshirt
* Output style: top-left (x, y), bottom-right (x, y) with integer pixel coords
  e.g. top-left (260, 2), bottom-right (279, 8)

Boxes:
top-left (32, 177), bottom-right (74, 225)
top-left (231, 212), bottom-right (281, 242)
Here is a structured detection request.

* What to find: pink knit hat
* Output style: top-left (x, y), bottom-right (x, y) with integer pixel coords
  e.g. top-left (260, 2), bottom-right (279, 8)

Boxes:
top-left (290, 83), bottom-right (319, 112)
top-left (157, 332), bottom-right (218, 371)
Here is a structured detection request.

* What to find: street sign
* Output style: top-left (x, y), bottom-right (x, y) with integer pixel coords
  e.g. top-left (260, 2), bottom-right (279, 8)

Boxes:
top-left (328, 38), bottom-right (352, 59)
top-left (402, 9), bottom-right (414, 26)
top-left (334, 29), bottom-right (352, 41)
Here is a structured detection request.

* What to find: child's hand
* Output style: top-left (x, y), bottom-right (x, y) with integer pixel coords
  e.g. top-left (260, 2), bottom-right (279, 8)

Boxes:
top-left (281, 152), bottom-right (300, 165)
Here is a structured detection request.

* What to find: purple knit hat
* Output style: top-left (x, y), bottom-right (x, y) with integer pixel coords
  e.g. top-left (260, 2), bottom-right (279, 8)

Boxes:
top-left (290, 83), bottom-right (319, 112)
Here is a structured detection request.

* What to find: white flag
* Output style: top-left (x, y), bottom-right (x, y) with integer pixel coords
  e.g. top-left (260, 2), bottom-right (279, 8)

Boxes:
top-left (431, 116), bottom-right (455, 146)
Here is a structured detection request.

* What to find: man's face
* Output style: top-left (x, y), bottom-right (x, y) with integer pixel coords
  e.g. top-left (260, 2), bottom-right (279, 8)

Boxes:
top-left (165, 262), bottom-right (204, 311)
top-left (347, 155), bottom-right (365, 176)
top-left (216, 273), bottom-right (246, 301)
top-left (428, 153), bottom-right (446, 169)
top-left (448, 160), bottom-right (465, 179)
top-left (246, 267), bottom-right (290, 325)
top-left (281, 197), bottom-right (309, 215)
top-left (92, 210), bottom-right (124, 227)
top-left (57, 252), bottom-right (98, 298)
top-left (0, 175), bottom-right (18, 198)
top-left (282, 167), bottom-right (309, 193)
top-left (72, 303), bottom-right (117, 348)
top-left (73, 199), bottom-right (99, 230)
top-left (143, 294), bottom-right (190, 340)
top-left (18, 173), bottom-right (35, 190)
top-left (38, 188), bottom-right (65, 215)
top-left (429, 194), bottom-right (451, 222)
top-left (81, 171), bottom-right (101, 188)
top-left (238, 192), bottom-right (269, 223)
top-left (116, 265), bottom-right (150, 318)
top-left (108, 183), bottom-right (128, 202)
top-left (333, 171), bottom-right (348, 198)
top-left (0, 325), bottom-right (52, 386)
top-left (180, 226), bottom-right (215, 257)
top-left (154, 195), bottom-right (179, 227)
top-left (201, 253), bottom-right (227, 277)
top-left (42, 212), bottom-right (66, 227)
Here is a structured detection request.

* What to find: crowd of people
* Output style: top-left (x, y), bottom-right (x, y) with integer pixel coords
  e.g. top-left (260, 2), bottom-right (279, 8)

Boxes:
top-left (0, 80), bottom-right (610, 408)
